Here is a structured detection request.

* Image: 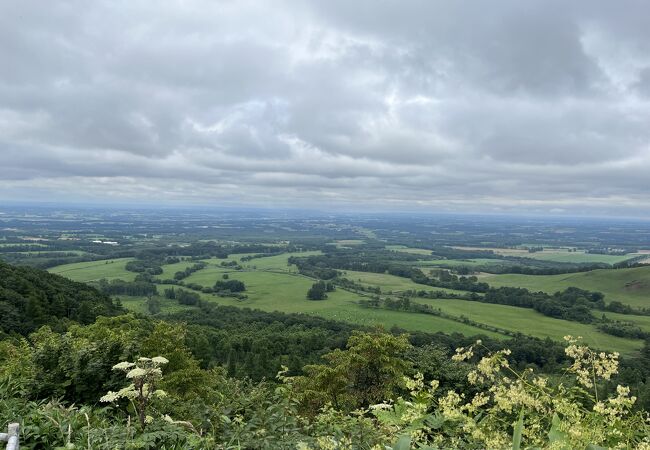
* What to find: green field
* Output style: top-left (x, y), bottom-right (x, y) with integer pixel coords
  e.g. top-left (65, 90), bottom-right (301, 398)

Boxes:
top-left (452, 246), bottom-right (639, 264)
top-left (341, 270), bottom-right (467, 295)
top-left (425, 298), bottom-right (642, 354)
top-left (154, 271), bottom-right (504, 339)
top-left (416, 258), bottom-right (510, 269)
top-left (12, 250), bottom-right (88, 255)
top-left (116, 295), bottom-right (191, 315)
top-left (235, 250), bottom-right (322, 271)
top-left (386, 245), bottom-right (434, 256)
top-left (183, 264), bottom-right (241, 286)
top-left (482, 265), bottom-right (650, 308)
top-left (159, 260), bottom-right (198, 279)
top-left (596, 311), bottom-right (650, 331)
top-left (335, 239), bottom-right (365, 248)
top-left (49, 252), bottom-right (650, 354)
top-left (524, 251), bottom-right (639, 264)
top-left (48, 258), bottom-right (135, 282)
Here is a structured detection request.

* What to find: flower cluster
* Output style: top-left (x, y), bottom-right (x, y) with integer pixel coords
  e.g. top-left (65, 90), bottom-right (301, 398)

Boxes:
top-left (564, 335), bottom-right (619, 389)
top-left (370, 339), bottom-right (649, 449)
top-left (100, 356), bottom-right (169, 430)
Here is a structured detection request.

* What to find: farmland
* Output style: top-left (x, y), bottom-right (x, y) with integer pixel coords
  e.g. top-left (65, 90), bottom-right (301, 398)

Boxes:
top-left (45, 249), bottom-right (649, 355)
top-left (161, 258), bottom-right (504, 338)
top-left (451, 246), bottom-right (641, 264)
top-left (16, 206), bottom-right (650, 359)
top-left (48, 258), bottom-right (136, 282)
top-left (424, 298), bottom-right (641, 354)
top-left (482, 265), bottom-right (650, 308)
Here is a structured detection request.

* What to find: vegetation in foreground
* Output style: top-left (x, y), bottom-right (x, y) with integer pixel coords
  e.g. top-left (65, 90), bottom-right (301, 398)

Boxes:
top-left (2, 321), bottom-right (649, 449)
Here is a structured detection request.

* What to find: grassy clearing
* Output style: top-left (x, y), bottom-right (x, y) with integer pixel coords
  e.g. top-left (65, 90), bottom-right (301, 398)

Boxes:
top-left (524, 251), bottom-right (639, 264)
top-left (159, 260), bottom-right (199, 279)
top-left (340, 270), bottom-right (467, 296)
top-left (182, 265), bottom-right (231, 286)
top-left (235, 250), bottom-right (322, 271)
top-left (424, 298), bottom-right (642, 355)
top-left (335, 239), bottom-right (365, 247)
top-left (11, 250), bottom-right (88, 255)
top-left (482, 265), bottom-right (650, 308)
top-left (416, 258), bottom-right (510, 269)
top-left (386, 245), bottom-right (434, 256)
top-left (0, 242), bottom-right (48, 247)
top-left (48, 258), bottom-right (135, 282)
top-left (116, 295), bottom-right (191, 315)
top-left (595, 311), bottom-right (650, 332)
top-left (452, 246), bottom-right (638, 264)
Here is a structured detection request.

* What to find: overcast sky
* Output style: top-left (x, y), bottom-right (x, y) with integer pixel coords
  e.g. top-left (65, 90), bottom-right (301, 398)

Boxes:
top-left (2, 1), bottom-right (650, 216)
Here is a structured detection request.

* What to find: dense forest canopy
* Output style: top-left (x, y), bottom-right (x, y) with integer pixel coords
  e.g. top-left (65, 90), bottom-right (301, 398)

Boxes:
top-left (0, 260), bottom-right (123, 336)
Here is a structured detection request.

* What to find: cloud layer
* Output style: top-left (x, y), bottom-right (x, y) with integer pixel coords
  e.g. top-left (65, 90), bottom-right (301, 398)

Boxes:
top-left (2, 0), bottom-right (650, 215)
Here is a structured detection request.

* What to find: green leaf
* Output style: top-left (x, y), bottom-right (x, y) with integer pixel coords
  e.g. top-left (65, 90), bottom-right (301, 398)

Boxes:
top-left (393, 435), bottom-right (411, 450)
top-left (512, 408), bottom-right (524, 450)
top-left (585, 445), bottom-right (608, 450)
top-left (547, 414), bottom-right (570, 450)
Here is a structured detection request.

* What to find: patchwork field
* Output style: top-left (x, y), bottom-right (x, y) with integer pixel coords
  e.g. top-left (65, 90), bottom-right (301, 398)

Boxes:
top-left (416, 258), bottom-right (510, 268)
top-left (482, 265), bottom-right (650, 308)
top-left (597, 310), bottom-right (650, 330)
top-left (154, 273), bottom-right (505, 339)
top-left (423, 298), bottom-right (642, 354)
top-left (340, 269), bottom-right (467, 295)
top-left (47, 249), bottom-right (650, 355)
top-left (386, 245), bottom-right (435, 256)
top-left (452, 246), bottom-right (639, 264)
top-left (159, 259), bottom-right (198, 279)
top-left (48, 258), bottom-right (136, 282)
top-left (234, 250), bottom-right (322, 271)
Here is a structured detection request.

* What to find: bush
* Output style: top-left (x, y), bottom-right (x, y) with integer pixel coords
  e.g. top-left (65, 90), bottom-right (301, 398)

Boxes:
top-left (307, 282), bottom-right (328, 300)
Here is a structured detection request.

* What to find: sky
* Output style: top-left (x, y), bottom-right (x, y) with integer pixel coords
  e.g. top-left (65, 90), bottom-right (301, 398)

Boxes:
top-left (2, 1), bottom-right (650, 216)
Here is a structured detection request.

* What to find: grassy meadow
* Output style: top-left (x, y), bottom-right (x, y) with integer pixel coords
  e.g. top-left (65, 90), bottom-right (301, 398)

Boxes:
top-left (423, 298), bottom-right (642, 354)
top-left (482, 265), bottom-right (650, 308)
top-left (340, 269), bottom-right (467, 296)
top-left (47, 249), bottom-right (650, 355)
top-left (452, 246), bottom-right (640, 265)
top-left (48, 258), bottom-right (136, 282)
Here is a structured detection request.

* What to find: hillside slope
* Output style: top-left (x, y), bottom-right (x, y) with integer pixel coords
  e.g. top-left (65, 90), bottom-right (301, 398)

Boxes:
top-left (482, 265), bottom-right (650, 308)
top-left (0, 259), bottom-right (124, 336)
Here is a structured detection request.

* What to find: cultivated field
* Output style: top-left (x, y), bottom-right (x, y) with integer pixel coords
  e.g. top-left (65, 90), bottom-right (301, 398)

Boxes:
top-left (47, 249), bottom-right (650, 355)
top-left (482, 265), bottom-right (650, 308)
top-left (424, 298), bottom-right (642, 354)
top-left (340, 269), bottom-right (467, 295)
top-left (48, 258), bottom-right (136, 282)
top-left (452, 246), bottom-right (639, 264)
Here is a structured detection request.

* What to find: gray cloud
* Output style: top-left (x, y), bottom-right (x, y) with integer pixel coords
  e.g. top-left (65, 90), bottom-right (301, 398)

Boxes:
top-left (1, 0), bottom-right (650, 215)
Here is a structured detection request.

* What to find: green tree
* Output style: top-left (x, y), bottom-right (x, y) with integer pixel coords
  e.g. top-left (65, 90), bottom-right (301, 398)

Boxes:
top-left (147, 296), bottom-right (161, 314)
top-left (295, 331), bottom-right (412, 412)
top-left (307, 281), bottom-right (327, 300)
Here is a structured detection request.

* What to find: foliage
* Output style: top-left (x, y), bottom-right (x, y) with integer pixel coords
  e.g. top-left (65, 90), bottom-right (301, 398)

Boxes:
top-left (307, 282), bottom-right (328, 300)
top-left (97, 278), bottom-right (158, 297)
top-left (0, 259), bottom-right (123, 335)
top-left (295, 330), bottom-right (411, 412)
top-left (367, 337), bottom-right (650, 449)
top-left (213, 279), bottom-right (246, 293)
top-left (2, 327), bottom-right (650, 449)
top-left (100, 356), bottom-right (169, 430)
